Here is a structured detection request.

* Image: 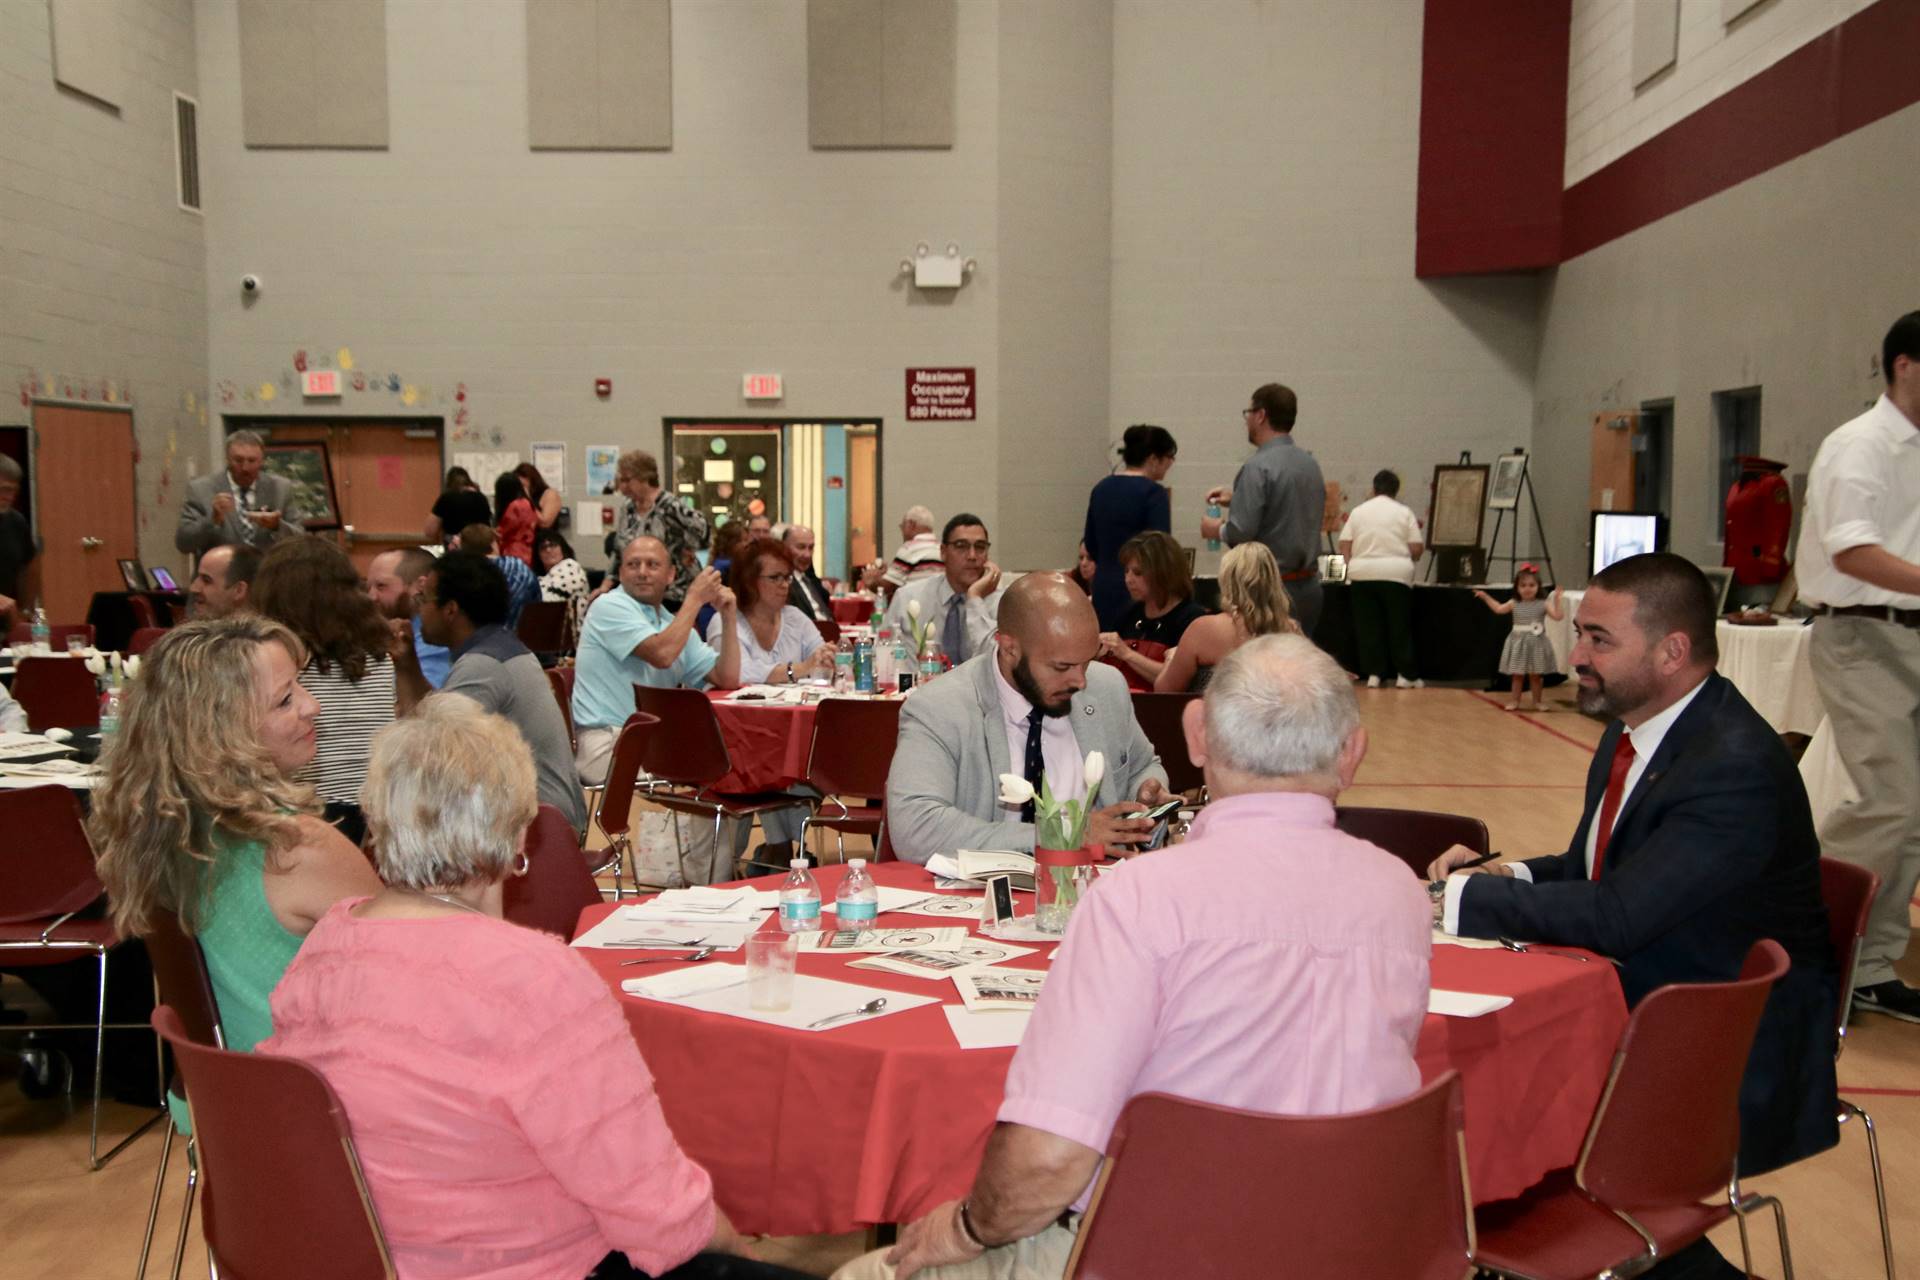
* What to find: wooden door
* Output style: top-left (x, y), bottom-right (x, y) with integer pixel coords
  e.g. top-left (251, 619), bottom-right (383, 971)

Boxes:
top-left (1589, 411), bottom-right (1637, 512)
top-left (31, 402), bottom-right (137, 621)
top-left (267, 420), bottom-right (442, 573)
top-left (847, 432), bottom-right (878, 573)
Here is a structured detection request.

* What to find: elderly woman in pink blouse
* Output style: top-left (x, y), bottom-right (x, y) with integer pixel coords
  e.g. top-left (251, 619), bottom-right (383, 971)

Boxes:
top-left (261, 696), bottom-right (806, 1280)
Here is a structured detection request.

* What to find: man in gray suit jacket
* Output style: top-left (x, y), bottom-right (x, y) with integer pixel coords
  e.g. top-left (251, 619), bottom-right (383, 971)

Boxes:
top-left (888, 572), bottom-right (1169, 864)
top-left (175, 430), bottom-right (304, 556)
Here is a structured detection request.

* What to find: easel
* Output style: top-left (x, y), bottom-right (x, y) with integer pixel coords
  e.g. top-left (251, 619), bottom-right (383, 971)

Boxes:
top-left (1486, 447), bottom-right (1555, 585)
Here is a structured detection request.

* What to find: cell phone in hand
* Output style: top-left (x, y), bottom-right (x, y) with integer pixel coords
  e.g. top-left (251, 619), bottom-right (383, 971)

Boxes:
top-left (1125, 799), bottom-right (1184, 824)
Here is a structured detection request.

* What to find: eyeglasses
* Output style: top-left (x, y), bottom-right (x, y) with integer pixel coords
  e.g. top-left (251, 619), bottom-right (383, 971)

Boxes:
top-left (1241, 407), bottom-right (1260, 418)
top-left (945, 540), bottom-right (991, 554)
top-left (759, 572), bottom-right (794, 584)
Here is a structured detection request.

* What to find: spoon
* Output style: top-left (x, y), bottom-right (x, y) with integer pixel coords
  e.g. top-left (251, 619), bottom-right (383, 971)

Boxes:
top-left (1499, 937), bottom-right (1590, 962)
top-left (807, 997), bottom-right (888, 1029)
top-left (620, 946), bottom-right (718, 967)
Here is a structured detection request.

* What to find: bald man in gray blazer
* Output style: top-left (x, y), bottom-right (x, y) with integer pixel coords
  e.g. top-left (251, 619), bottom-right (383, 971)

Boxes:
top-left (175, 431), bottom-right (304, 555)
top-left (887, 573), bottom-right (1169, 865)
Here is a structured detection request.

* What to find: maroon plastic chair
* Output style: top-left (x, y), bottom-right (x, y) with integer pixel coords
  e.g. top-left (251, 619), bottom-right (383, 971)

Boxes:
top-left (588, 713), bottom-right (661, 896)
top-left (8, 621), bottom-right (95, 647)
top-left (135, 913), bottom-right (226, 1280)
top-left (1066, 1071), bottom-right (1473, 1280)
top-left (128, 627), bottom-right (169, 656)
top-left (503, 804), bottom-right (605, 939)
top-left (12, 656), bottom-right (101, 730)
top-left (1819, 857), bottom-right (1893, 1279)
top-left (1128, 692), bottom-right (1203, 797)
top-left (0, 785), bottom-right (159, 1168)
top-left (632, 686), bottom-right (798, 885)
top-left (815, 615), bottom-right (842, 644)
top-left (515, 600), bottom-right (570, 655)
top-left (150, 1006), bottom-right (394, 1280)
top-left (546, 665), bottom-right (577, 749)
top-left (1334, 806), bottom-right (1491, 880)
top-left (1474, 940), bottom-right (1795, 1280)
top-left (801, 697), bottom-right (903, 862)
top-left (127, 594), bottom-right (160, 631)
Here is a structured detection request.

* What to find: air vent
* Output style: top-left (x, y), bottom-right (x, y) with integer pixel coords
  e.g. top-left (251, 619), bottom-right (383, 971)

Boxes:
top-left (173, 92), bottom-right (200, 213)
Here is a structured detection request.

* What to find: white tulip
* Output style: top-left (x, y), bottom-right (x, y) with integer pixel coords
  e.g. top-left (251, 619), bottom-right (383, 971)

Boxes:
top-left (997, 773), bottom-right (1036, 806)
top-left (124, 655), bottom-right (141, 679)
top-left (84, 655), bottom-right (107, 676)
top-left (908, 598), bottom-right (922, 621)
top-left (1083, 750), bottom-right (1106, 792)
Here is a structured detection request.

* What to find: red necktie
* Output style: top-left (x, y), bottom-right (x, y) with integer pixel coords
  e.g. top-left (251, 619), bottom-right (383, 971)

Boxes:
top-left (1590, 734), bottom-right (1636, 879)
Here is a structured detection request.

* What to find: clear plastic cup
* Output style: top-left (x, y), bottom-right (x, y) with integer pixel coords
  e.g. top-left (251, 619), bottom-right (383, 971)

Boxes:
top-left (746, 932), bottom-right (798, 1012)
top-left (65, 634), bottom-right (85, 656)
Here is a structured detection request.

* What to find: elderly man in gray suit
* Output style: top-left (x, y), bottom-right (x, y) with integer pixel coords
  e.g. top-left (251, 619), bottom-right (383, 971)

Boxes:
top-left (887, 572), bottom-right (1169, 864)
top-left (176, 430), bottom-right (304, 556)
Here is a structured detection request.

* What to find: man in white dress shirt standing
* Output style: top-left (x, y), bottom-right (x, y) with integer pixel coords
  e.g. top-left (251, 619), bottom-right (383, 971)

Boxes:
top-left (885, 513), bottom-right (1005, 665)
top-left (1797, 309), bottom-right (1920, 1023)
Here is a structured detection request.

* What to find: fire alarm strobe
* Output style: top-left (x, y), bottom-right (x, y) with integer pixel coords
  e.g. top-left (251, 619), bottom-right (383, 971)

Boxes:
top-left (595, 378), bottom-right (612, 397)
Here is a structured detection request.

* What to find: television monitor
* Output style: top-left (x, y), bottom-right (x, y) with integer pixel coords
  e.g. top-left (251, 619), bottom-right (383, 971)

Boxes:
top-left (149, 566), bottom-right (178, 591)
top-left (1590, 511), bottom-right (1666, 577)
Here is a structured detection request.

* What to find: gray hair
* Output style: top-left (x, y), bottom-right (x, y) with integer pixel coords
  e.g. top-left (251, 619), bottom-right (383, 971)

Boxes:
top-left (1203, 634), bottom-right (1360, 780)
top-left (361, 694), bottom-right (539, 890)
top-left (225, 429), bottom-right (265, 454)
top-left (0, 455), bottom-right (20, 483)
top-left (904, 505), bottom-right (934, 533)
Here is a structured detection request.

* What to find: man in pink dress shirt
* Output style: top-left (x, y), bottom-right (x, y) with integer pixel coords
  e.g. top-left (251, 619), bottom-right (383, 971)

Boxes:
top-left (837, 633), bottom-right (1432, 1280)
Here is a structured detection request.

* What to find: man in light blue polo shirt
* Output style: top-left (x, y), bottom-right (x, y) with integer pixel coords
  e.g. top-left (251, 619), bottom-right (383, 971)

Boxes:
top-left (572, 534), bottom-right (740, 784)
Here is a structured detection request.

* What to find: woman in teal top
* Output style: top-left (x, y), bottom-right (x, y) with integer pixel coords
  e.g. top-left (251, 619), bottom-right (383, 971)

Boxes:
top-left (92, 617), bottom-right (382, 1060)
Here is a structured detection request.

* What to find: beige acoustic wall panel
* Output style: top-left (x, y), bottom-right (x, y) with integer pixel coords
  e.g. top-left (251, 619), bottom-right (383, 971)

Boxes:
top-left (238, 0), bottom-right (389, 148)
top-left (529, 0), bottom-right (672, 150)
top-left (810, 0), bottom-right (954, 149)
top-left (48, 0), bottom-right (126, 108)
top-left (1630, 0), bottom-right (1680, 89)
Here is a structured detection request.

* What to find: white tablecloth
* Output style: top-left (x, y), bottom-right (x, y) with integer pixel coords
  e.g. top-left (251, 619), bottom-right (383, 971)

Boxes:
top-left (1798, 717), bottom-right (1858, 830)
top-left (1547, 592), bottom-right (1822, 736)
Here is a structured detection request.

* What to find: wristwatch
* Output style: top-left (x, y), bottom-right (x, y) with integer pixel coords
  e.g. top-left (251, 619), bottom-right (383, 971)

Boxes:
top-left (785, 662), bottom-right (795, 683)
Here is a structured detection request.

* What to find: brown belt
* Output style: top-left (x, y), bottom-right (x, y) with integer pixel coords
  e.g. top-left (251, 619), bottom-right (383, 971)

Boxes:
top-left (1281, 569), bottom-right (1317, 583)
top-left (1811, 604), bottom-right (1920, 627)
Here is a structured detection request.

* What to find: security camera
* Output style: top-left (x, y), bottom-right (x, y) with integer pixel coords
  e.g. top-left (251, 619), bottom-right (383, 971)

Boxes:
top-left (241, 274), bottom-right (262, 295)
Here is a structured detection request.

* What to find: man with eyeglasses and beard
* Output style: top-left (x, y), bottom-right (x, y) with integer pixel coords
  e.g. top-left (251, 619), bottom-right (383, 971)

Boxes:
top-left (886, 571), bottom-right (1170, 865)
top-left (1428, 552), bottom-right (1836, 1280)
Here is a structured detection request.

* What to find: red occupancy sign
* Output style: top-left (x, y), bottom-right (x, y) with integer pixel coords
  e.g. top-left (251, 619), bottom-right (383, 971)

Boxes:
top-left (905, 367), bottom-right (975, 421)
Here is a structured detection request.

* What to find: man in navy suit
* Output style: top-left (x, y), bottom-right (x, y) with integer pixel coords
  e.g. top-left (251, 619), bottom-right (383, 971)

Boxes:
top-left (1431, 553), bottom-right (1836, 1279)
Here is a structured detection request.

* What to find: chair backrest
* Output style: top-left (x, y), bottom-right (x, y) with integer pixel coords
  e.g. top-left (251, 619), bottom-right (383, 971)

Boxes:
top-left (546, 666), bottom-right (576, 750)
top-left (1334, 806), bottom-right (1490, 880)
top-left (150, 1006), bottom-right (394, 1280)
top-left (594, 713), bottom-right (659, 842)
top-left (145, 911), bottom-right (226, 1051)
top-left (127, 626), bottom-right (170, 655)
top-left (503, 804), bottom-right (604, 940)
top-left (1128, 692), bottom-right (1203, 794)
top-left (632, 685), bottom-right (733, 788)
top-left (12, 656), bottom-right (101, 730)
top-left (815, 615), bottom-right (841, 644)
top-left (127, 594), bottom-right (159, 630)
top-left (515, 600), bottom-right (570, 654)
top-left (1067, 1072), bottom-right (1472, 1280)
top-left (7, 622), bottom-right (95, 647)
top-left (805, 697), bottom-right (903, 800)
top-left (0, 785), bottom-right (108, 922)
top-left (1818, 856), bottom-right (1879, 1054)
top-left (1577, 939), bottom-right (1789, 1210)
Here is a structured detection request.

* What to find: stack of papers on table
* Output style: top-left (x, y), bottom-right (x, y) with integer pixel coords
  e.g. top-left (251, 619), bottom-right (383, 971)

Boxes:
top-left (571, 914), bottom-right (764, 951)
top-left (1432, 930), bottom-right (1505, 950)
top-left (1427, 989), bottom-right (1513, 1018)
top-left (822, 885), bottom-right (951, 915)
top-left (0, 733), bottom-right (76, 761)
top-left (848, 938), bottom-right (1035, 980)
top-left (724, 685), bottom-right (812, 705)
top-left (0, 758), bottom-right (102, 789)
top-left (952, 968), bottom-right (1046, 1013)
top-left (943, 1005), bottom-right (1032, 1050)
top-left (624, 888), bottom-right (778, 922)
top-left (622, 965), bottom-right (940, 1032)
top-left (794, 926), bottom-right (971, 952)
top-left (926, 849), bottom-right (1035, 893)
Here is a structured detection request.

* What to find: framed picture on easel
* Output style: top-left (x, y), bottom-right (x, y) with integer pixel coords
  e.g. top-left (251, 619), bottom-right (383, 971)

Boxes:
top-left (1488, 453), bottom-right (1528, 510)
top-left (1428, 464), bottom-right (1489, 548)
top-left (261, 441), bottom-right (341, 530)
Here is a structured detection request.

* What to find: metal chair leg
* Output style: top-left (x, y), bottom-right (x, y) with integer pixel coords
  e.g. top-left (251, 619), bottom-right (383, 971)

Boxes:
top-left (172, 1135), bottom-right (199, 1280)
top-left (1843, 1100), bottom-right (1895, 1279)
top-left (135, 1119), bottom-right (175, 1278)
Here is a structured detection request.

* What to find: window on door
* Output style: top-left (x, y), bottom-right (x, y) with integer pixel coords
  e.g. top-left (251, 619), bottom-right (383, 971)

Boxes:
top-left (1635, 398), bottom-right (1673, 518)
top-left (1711, 388), bottom-right (1761, 532)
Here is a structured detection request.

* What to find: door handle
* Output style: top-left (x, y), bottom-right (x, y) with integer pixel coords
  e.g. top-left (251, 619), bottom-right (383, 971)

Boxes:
top-left (80, 536), bottom-right (103, 549)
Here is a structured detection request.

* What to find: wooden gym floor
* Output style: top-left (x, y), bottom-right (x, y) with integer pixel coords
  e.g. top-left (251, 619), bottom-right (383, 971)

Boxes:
top-left (2, 685), bottom-right (1912, 1277)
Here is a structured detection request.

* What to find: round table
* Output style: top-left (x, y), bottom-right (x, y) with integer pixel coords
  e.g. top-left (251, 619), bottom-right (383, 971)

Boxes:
top-left (831, 596), bottom-right (879, 626)
top-left (707, 693), bottom-right (818, 793)
top-left (576, 862), bottom-right (1629, 1236)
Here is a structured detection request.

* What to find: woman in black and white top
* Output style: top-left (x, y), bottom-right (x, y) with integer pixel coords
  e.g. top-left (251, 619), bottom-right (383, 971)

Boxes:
top-left (534, 528), bottom-right (590, 642)
top-left (253, 537), bottom-right (397, 843)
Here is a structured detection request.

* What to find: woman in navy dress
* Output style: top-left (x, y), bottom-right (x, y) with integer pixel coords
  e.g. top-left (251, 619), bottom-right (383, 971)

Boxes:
top-left (1083, 424), bottom-right (1177, 628)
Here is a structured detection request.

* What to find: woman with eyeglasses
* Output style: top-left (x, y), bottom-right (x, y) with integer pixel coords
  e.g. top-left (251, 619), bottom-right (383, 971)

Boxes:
top-left (710, 537), bottom-right (834, 687)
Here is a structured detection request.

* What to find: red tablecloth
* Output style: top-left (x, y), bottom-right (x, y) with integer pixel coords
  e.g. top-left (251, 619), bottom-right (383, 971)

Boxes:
top-left (831, 597), bottom-right (877, 626)
top-left (577, 863), bottom-right (1628, 1237)
top-left (707, 693), bottom-right (817, 793)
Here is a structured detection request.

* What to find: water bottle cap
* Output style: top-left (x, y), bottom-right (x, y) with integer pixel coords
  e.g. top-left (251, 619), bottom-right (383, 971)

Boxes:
top-left (849, 857), bottom-right (867, 868)
top-left (790, 857), bottom-right (807, 868)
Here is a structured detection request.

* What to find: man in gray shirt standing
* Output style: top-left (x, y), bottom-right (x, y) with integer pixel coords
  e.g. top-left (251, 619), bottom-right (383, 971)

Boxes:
top-left (1202, 382), bottom-right (1327, 636)
top-left (416, 551), bottom-right (589, 838)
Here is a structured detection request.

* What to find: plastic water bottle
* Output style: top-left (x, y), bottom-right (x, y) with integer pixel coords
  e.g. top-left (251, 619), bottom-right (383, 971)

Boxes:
top-left (874, 626), bottom-right (897, 687)
top-left (98, 685), bottom-right (123, 740)
top-left (919, 650), bottom-right (941, 684)
top-left (854, 638), bottom-right (876, 693)
top-left (869, 607), bottom-right (884, 633)
top-left (832, 638), bottom-right (855, 693)
top-left (1205, 502), bottom-right (1223, 552)
top-left (30, 606), bottom-right (50, 653)
top-left (892, 631), bottom-right (912, 684)
top-left (836, 858), bottom-right (879, 929)
top-left (779, 858), bottom-right (821, 933)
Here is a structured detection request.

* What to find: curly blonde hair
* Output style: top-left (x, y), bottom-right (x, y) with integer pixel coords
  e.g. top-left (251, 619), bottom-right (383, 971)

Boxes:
top-left (90, 617), bottom-right (319, 936)
top-left (1218, 542), bottom-right (1295, 639)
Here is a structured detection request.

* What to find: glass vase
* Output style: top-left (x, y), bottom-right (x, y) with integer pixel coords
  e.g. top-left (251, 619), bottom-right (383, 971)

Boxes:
top-left (1033, 849), bottom-right (1094, 934)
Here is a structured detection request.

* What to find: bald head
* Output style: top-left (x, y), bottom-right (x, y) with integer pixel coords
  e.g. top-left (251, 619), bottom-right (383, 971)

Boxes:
top-left (995, 573), bottom-right (1100, 716)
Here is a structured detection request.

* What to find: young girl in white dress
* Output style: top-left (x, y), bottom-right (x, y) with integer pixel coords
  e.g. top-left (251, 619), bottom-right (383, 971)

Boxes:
top-left (1473, 565), bottom-right (1564, 711)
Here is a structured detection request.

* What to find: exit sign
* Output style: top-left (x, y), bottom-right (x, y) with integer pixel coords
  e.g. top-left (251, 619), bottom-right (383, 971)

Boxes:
top-left (301, 370), bottom-right (342, 398)
top-left (743, 373), bottom-right (783, 400)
